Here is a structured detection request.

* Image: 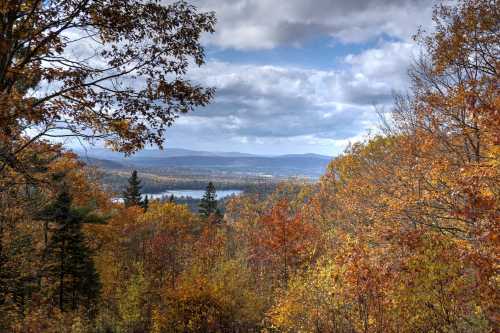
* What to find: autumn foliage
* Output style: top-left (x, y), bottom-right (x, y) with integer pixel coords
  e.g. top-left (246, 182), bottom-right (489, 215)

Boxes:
top-left (0, 0), bottom-right (498, 332)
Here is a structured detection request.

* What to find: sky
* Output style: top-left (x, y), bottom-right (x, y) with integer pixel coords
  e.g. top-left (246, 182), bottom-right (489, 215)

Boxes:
top-left (83, 0), bottom-right (437, 156)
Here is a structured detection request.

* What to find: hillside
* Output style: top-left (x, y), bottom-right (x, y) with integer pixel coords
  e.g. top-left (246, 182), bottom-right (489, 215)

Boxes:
top-left (77, 148), bottom-right (332, 178)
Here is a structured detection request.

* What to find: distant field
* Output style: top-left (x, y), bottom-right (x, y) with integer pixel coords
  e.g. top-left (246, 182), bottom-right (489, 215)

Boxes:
top-left (99, 169), bottom-right (281, 195)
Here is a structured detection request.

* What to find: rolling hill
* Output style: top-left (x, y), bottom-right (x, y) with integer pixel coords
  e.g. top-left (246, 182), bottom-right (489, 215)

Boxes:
top-left (76, 148), bottom-right (332, 178)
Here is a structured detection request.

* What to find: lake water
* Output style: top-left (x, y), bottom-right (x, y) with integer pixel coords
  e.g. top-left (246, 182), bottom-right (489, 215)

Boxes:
top-left (145, 189), bottom-right (243, 200)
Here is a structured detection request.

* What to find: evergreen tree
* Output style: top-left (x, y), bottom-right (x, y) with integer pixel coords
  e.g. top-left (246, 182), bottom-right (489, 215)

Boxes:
top-left (141, 195), bottom-right (149, 212)
top-left (40, 188), bottom-right (101, 312)
top-left (199, 182), bottom-right (218, 218)
top-left (123, 170), bottom-right (143, 207)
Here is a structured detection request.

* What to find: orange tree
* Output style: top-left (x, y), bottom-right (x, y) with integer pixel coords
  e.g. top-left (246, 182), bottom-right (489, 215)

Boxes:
top-left (271, 1), bottom-right (498, 331)
top-left (0, 0), bottom-right (215, 182)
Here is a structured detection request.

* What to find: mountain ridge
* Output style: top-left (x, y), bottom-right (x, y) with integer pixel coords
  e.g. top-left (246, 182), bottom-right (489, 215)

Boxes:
top-left (76, 148), bottom-right (333, 178)
top-left (74, 147), bottom-right (332, 160)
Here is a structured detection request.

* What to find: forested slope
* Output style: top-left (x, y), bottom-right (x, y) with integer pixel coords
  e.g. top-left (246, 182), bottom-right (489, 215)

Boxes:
top-left (0, 0), bottom-right (498, 332)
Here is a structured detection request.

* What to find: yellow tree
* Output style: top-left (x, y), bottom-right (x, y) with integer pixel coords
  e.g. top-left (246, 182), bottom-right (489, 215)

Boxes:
top-left (390, 0), bottom-right (499, 323)
top-left (0, 0), bottom-right (215, 187)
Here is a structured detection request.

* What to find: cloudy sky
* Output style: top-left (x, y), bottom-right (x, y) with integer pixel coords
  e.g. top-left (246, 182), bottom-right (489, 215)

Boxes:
top-left (103, 0), bottom-right (437, 156)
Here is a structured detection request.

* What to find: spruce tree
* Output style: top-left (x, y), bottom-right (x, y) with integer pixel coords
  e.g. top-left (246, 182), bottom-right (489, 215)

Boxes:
top-left (199, 182), bottom-right (218, 218)
top-left (40, 188), bottom-right (101, 312)
top-left (141, 195), bottom-right (149, 211)
top-left (123, 170), bottom-right (143, 207)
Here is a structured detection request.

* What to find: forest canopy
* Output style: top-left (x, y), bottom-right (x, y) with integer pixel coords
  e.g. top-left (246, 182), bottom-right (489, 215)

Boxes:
top-left (0, 0), bottom-right (215, 180)
top-left (0, 0), bottom-right (498, 332)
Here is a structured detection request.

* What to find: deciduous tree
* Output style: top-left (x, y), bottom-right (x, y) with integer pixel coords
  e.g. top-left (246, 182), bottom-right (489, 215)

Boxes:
top-left (0, 0), bottom-right (215, 185)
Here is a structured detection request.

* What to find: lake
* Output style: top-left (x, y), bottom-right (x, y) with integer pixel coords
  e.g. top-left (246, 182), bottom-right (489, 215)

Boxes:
top-left (145, 189), bottom-right (243, 200)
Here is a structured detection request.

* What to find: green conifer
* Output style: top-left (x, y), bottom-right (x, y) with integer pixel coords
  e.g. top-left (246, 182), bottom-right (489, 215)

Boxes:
top-left (40, 188), bottom-right (101, 312)
top-left (123, 170), bottom-right (143, 207)
top-left (141, 195), bottom-right (149, 211)
top-left (199, 182), bottom-right (218, 218)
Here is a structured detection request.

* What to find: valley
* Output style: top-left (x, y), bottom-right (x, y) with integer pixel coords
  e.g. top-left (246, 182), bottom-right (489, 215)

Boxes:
top-left (77, 147), bottom-right (329, 196)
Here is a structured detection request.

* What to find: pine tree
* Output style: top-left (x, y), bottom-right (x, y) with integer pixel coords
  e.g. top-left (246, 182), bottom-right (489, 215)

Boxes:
top-left (141, 195), bottom-right (149, 212)
top-left (123, 170), bottom-right (143, 207)
top-left (199, 182), bottom-right (218, 218)
top-left (40, 188), bottom-right (101, 312)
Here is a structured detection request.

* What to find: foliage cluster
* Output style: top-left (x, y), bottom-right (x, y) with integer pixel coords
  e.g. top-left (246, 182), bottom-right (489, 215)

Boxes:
top-left (0, 0), bottom-right (498, 332)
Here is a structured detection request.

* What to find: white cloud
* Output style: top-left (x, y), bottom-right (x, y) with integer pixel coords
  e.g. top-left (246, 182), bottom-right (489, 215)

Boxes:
top-left (165, 40), bottom-right (413, 154)
top-left (61, 1), bottom-right (430, 155)
top-left (341, 41), bottom-right (417, 104)
top-left (187, 0), bottom-right (434, 49)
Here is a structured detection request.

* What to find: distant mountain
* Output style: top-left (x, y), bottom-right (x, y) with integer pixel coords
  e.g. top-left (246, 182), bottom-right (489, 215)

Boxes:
top-left (280, 153), bottom-right (331, 160)
top-left (74, 148), bottom-right (259, 160)
top-left (75, 147), bottom-right (331, 159)
top-left (205, 151), bottom-right (258, 158)
top-left (79, 157), bottom-right (125, 169)
top-left (126, 155), bottom-right (329, 169)
top-left (75, 148), bottom-right (333, 177)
